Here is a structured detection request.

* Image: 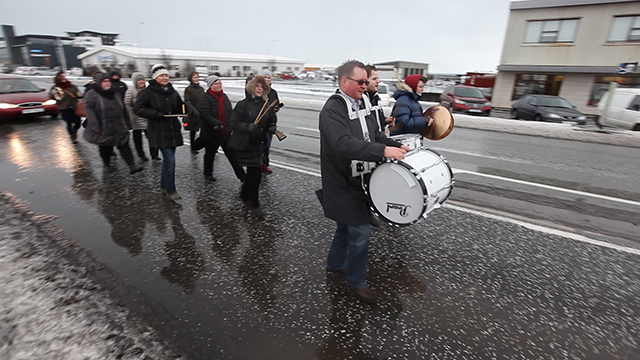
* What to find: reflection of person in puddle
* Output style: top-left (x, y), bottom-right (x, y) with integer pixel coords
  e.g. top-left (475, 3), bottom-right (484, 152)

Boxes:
top-left (98, 175), bottom-right (148, 255)
top-left (160, 203), bottom-right (204, 294)
top-left (71, 151), bottom-right (99, 202)
top-left (196, 192), bottom-right (241, 265)
top-left (237, 221), bottom-right (280, 311)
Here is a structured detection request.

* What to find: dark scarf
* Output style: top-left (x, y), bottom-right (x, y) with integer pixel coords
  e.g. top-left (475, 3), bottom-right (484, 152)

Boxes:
top-left (208, 88), bottom-right (226, 126)
top-left (94, 84), bottom-right (116, 99)
top-left (55, 78), bottom-right (72, 89)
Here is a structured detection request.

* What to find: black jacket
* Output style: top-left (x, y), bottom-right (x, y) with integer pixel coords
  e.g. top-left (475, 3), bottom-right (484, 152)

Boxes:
top-left (133, 80), bottom-right (184, 148)
top-left (111, 79), bottom-right (128, 100)
top-left (198, 90), bottom-right (233, 143)
top-left (318, 91), bottom-right (401, 225)
top-left (82, 89), bottom-right (131, 147)
top-left (366, 91), bottom-right (386, 131)
top-left (184, 83), bottom-right (204, 130)
top-left (228, 95), bottom-right (276, 167)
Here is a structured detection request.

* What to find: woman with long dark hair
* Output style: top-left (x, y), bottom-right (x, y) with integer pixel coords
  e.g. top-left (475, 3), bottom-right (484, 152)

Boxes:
top-left (198, 75), bottom-right (245, 182)
top-left (50, 72), bottom-right (82, 143)
top-left (83, 72), bottom-right (143, 174)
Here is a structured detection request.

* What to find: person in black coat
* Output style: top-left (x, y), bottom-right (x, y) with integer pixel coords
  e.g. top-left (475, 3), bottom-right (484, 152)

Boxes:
top-left (318, 60), bottom-right (409, 303)
top-left (228, 75), bottom-right (277, 220)
top-left (184, 70), bottom-right (204, 153)
top-left (82, 72), bottom-right (143, 174)
top-left (108, 69), bottom-right (128, 100)
top-left (197, 75), bottom-right (245, 182)
top-left (364, 64), bottom-right (397, 133)
top-left (133, 64), bottom-right (185, 201)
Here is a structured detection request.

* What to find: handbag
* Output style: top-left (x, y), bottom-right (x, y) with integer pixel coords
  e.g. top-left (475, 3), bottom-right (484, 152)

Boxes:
top-left (75, 99), bottom-right (85, 117)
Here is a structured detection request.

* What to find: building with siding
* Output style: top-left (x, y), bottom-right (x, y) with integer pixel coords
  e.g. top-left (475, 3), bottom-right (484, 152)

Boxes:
top-left (493, 0), bottom-right (640, 115)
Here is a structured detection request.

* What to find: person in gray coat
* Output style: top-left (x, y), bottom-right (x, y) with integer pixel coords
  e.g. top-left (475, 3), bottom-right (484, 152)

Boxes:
top-left (318, 60), bottom-right (408, 303)
top-left (83, 72), bottom-right (143, 174)
top-left (124, 72), bottom-right (158, 161)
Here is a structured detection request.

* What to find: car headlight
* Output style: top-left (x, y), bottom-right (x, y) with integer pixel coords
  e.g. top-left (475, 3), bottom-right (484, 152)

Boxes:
top-left (0, 103), bottom-right (18, 109)
top-left (577, 116), bottom-right (586, 121)
top-left (43, 99), bottom-right (56, 106)
top-left (548, 113), bottom-right (562, 119)
top-left (454, 99), bottom-right (464, 104)
top-left (484, 102), bottom-right (492, 107)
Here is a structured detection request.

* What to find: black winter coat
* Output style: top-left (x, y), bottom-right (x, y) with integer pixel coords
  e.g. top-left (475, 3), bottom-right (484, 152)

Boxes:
top-left (111, 79), bottom-right (128, 100)
top-left (228, 96), bottom-right (276, 167)
top-left (366, 91), bottom-right (386, 131)
top-left (82, 89), bottom-right (131, 147)
top-left (184, 83), bottom-right (204, 130)
top-left (133, 80), bottom-right (184, 149)
top-left (198, 90), bottom-right (233, 144)
top-left (318, 92), bottom-right (401, 225)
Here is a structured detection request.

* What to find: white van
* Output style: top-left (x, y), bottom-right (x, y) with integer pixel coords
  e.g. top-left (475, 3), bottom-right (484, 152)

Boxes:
top-left (598, 85), bottom-right (640, 131)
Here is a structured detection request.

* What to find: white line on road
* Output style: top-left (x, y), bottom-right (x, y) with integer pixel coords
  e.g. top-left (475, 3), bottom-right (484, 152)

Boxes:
top-left (268, 159), bottom-right (640, 256)
top-left (294, 127), bottom-right (319, 132)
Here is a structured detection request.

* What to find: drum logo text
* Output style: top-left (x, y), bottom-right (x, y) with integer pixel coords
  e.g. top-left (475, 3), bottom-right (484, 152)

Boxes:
top-left (386, 202), bottom-right (411, 217)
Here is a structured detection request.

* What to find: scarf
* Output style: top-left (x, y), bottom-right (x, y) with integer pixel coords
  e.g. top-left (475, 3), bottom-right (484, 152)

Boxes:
top-left (55, 78), bottom-right (72, 89)
top-left (208, 89), bottom-right (226, 124)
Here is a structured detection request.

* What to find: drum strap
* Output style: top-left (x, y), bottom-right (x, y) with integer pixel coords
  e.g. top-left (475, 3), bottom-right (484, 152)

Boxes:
top-left (331, 93), bottom-right (372, 142)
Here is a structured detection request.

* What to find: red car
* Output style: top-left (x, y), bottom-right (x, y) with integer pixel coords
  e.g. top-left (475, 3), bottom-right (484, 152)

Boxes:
top-left (280, 71), bottom-right (295, 80)
top-left (440, 85), bottom-right (492, 116)
top-left (0, 75), bottom-right (58, 119)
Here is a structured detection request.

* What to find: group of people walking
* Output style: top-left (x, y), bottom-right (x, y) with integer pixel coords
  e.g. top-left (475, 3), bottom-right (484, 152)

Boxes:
top-left (51, 65), bottom-right (279, 220)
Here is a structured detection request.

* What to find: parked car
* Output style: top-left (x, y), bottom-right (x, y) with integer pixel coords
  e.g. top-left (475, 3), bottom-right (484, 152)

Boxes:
top-left (66, 67), bottom-right (83, 76)
top-left (597, 87), bottom-right (640, 131)
top-left (280, 71), bottom-right (295, 80)
top-left (296, 72), bottom-right (308, 80)
top-left (377, 82), bottom-right (391, 107)
top-left (0, 63), bottom-right (8, 74)
top-left (511, 95), bottom-right (587, 124)
top-left (0, 75), bottom-right (58, 119)
top-left (13, 66), bottom-right (36, 76)
top-left (440, 85), bottom-right (492, 116)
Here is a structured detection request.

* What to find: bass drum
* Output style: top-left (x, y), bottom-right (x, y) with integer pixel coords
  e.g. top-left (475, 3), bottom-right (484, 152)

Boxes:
top-left (367, 148), bottom-right (454, 226)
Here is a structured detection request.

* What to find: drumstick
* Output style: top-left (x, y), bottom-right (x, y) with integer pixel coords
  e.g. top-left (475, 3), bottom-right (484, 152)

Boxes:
top-left (254, 99), bottom-right (270, 124)
top-left (254, 99), bottom-right (279, 124)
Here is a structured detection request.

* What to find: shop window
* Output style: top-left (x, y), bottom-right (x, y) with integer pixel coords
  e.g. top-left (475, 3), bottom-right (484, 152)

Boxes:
top-left (524, 19), bottom-right (579, 43)
top-left (608, 16), bottom-right (640, 42)
top-left (512, 74), bottom-right (564, 100)
top-left (588, 76), bottom-right (640, 106)
top-left (210, 65), bottom-right (219, 71)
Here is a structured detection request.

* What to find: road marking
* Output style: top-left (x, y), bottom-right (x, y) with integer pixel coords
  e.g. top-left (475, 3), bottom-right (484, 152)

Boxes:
top-left (268, 159), bottom-right (640, 256)
top-left (453, 169), bottom-right (640, 207)
top-left (294, 127), bottom-right (320, 132)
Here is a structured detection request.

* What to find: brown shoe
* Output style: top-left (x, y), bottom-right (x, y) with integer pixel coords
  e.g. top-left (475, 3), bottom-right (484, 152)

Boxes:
top-left (351, 286), bottom-right (378, 303)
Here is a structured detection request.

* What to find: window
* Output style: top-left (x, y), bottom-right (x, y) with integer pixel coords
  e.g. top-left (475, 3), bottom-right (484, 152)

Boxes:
top-left (170, 65), bottom-right (180, 70)
top-left (294, 67), bottom-right (300, 71)
top-left (608, 16), bottom-right (640, 42)
top-left (524, 19), bottom-right (579, 43)
top-left (528, 96), bottom-right (538, 106)
top-left (242, 66), bottom-right (252, 72)
top-left (512, 74), bottom-right (564, 100)
top-left (588, 76), bottom-right (640, 106)
top-left (627, 96), bottom-right (640, 111)
top-left (262, 66), bottom-right (269, 70)
top-left (287, 67), bottom-right (292, 71)
top-left (232, 66), bottom-right (239, 71)
top-left (210, 65), bottom-right (219, 71)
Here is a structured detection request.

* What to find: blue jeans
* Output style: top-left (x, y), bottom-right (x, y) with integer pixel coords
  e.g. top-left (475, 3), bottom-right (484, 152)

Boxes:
top-left (160, 147), bottom-right (176, 194)
top-left (326, 223), bottom-right (371, 288)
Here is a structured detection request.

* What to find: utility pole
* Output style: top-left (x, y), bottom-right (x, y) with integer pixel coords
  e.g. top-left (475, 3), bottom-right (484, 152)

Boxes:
top-left (57, 36), bottom-right (67, 73)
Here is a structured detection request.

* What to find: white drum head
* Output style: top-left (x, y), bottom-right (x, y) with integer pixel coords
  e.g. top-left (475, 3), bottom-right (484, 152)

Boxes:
top-left (367, 162), bottom-right (427, 225)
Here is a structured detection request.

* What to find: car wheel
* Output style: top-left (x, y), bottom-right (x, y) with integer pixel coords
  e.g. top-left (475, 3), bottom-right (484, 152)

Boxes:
top-left (511, 109), bottom-right (519, 119)
top-left (534, 114), bottom-right (542, 121)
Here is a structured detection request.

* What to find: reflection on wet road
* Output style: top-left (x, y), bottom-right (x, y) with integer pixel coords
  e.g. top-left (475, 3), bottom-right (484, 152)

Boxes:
top-left (1, 118), bottom-right (639, 359)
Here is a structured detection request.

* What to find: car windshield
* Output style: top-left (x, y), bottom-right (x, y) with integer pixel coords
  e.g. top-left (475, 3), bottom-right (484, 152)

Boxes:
top-left (0, 78), bottom-right (42, 94)
top-left (455, 87), bottom-right (485, 98)
top-left (538, 97), bottom-right (573, 108)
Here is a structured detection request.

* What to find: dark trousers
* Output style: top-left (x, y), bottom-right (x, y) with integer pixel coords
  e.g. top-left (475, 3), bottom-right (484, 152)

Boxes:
top-left (99, 143), bottom-right (135, 167)
top-left (262, 132), bottom-right (273, 166)
top-left (60, 109), bottom-right (81, 136)
top-left (190, 131), bottom-right (197, 150)
top-left (132, 130), bottom-right (158, 159)
top-left (203, 141), bottom-right (246, 181)
top-left (241, 166), bottom-right (262, 208)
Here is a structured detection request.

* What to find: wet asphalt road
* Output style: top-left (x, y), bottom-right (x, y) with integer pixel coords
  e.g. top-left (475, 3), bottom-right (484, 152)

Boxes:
top-left (1, 114), bottom-right (640, 359)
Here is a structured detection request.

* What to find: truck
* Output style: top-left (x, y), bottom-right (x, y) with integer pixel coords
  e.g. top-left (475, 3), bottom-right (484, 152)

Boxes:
top-left (597, 83), bottom-right (640, 131)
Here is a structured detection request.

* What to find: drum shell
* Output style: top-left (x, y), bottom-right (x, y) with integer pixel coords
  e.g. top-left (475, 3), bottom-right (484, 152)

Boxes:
top-left (367, 149), bottom-right (454, 226)
top-left (389, 134), bottom-right (422, 152)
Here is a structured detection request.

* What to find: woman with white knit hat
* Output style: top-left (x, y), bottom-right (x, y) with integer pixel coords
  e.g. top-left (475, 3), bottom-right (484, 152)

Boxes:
top-left (133, 64), bottom-right (185, 201)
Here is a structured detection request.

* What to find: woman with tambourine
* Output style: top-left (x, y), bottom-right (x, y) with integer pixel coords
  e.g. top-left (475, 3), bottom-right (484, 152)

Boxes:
top-left (228, 75), bottom-right (278, 220)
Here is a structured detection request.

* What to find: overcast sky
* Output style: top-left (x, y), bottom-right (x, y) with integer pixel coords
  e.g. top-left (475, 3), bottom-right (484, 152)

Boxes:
top-left (1, 0), bottom-right (514, 73)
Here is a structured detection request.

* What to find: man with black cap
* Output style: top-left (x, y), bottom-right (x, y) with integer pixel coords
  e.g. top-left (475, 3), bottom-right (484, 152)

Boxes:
top-left (108, 69), bottom-right (128, 100)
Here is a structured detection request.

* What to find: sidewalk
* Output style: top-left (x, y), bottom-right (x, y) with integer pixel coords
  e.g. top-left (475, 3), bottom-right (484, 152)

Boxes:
top-left (0, 192), bottom-right (186, 360)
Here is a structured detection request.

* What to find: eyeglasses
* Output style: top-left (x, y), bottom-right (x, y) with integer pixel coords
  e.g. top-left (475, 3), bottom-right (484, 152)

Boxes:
top-left (346, 76), bottom-right (369, 86)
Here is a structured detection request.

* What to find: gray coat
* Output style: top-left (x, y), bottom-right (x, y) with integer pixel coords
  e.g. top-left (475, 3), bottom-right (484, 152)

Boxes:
top-left (83, 89), bottom-right (131, 147)
top-left (124, 72), bottom-right (147, 130)
top-left (318, 92), bottom-right (401, 225)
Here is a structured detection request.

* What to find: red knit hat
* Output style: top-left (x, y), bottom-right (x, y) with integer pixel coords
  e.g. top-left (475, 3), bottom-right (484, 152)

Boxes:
top-left (404, 74), bottom-right (426, 93)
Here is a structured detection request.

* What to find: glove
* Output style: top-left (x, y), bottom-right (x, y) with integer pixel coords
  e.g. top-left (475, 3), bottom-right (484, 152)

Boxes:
top-left (156, 111), bottom-right (165, 118)
top-left (268, 126), bottom-right (277, 134)
top-left (193, 110), bottom-right (200, 117)
top-left (248, 123), bottom-right (259, 133)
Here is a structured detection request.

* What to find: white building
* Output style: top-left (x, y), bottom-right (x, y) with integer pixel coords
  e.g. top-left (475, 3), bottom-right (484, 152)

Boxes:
top-left (493, 0), bottom-right (640, 115)
top-left (77, 46), bottom-right (306, 78)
